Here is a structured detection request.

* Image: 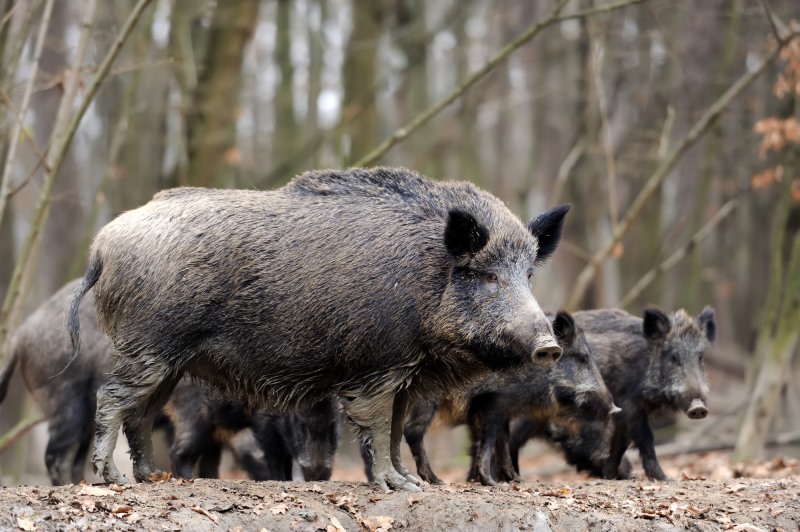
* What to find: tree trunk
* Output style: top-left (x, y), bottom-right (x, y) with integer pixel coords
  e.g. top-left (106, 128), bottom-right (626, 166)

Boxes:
top-left (186, 0), bottom-right (259, 187)
top-left (343, 0), bottom-right (384, 164)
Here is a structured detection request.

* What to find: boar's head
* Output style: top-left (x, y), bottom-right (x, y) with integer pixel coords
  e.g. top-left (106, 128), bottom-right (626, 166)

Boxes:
top-left (641, 306), bottom-right (715, 419)
top-left (550, 311), bottom-right (619, 421)
top-left (436, 204), bottom-right (570, 370)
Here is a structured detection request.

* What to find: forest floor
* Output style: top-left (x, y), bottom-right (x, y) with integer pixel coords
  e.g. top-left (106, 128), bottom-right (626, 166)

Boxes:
top-left (1, 452), bottom-right (799, 531)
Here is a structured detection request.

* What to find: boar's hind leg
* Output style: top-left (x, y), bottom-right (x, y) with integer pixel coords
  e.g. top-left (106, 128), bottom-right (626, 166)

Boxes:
top-left (45, 401), bottom-right (91, 485)
top-left (345, 393), bottom-right (422, 492)
top-left (93, 359), bottom-right (178, 484)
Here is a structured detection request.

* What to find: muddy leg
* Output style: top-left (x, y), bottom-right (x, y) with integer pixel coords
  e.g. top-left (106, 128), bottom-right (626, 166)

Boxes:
top-left (476, 419), bottom-right (502, 487)
top-left (71, 432), bottom-right (93, 484)
top-left (344, 393), bottom-right (421, 492)
top-left (45, 401), bottom-right (90, 485)
top-left (124, 376), bottom-right (179, 482)
top-left (93, 377), bottom-right (129, 484)
top-left (495, 424), bottom-right (520, 483)
top-left (391, 392), bottom-right (420, 485)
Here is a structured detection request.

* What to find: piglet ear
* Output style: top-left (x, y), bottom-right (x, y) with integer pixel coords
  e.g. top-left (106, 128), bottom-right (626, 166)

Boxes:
top-left (527, 204), bottom-right (571, 264)
top-left (552, 311), bottom-right (576, 347)
top-left (444, 210), bottom-right (490, 258)
top-left (697, 306), bottom-right (716, 343)
top-left (643, 307), bottom-right (670, 343)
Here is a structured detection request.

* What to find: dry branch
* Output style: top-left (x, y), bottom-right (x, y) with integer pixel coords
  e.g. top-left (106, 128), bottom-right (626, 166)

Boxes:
top-left (0, 0), bottom-right (54, 227)
top-left (564, 31), bottom-right (800, 310)
top-left (0, 414), bottom-right (45, 454)
top-left (0, 0), bottom-right (154, 357)
top-left (617, 199), bottom-right (738, 308)
top-left (354, 0), bottom-right (649, 167)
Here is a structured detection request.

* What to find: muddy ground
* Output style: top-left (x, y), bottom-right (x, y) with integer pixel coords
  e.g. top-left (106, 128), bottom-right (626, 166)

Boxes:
top-left (2, 454), bottom-right (799, 531)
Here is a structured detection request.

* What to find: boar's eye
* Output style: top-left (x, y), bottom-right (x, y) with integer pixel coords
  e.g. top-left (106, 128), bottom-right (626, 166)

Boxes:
top-left (484, 271), bottom-right (499, 283)
top-left (669, 351), bottom-right (681, 365)
top-left (527, 269), bottom-right (534, 280)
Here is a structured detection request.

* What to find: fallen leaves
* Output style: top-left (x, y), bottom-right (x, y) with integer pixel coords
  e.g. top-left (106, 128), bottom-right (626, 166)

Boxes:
top-left (361, 515), bottom-right (394, 532)
top-left (78, 485), bottom-right (116, 497)
top-left (270, 503), bottom-right (289, 515)
top-left (16, 516), bottom-right (36, 531)
top-left (192, 506), bottom-right (219, 524)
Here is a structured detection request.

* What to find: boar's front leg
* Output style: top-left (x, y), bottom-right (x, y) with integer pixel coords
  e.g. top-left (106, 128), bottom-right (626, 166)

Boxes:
top-left (402, 400), bottom-right (441, 484)
top-left (603, 419), bottom-right (632, 480)
top-left (345, 393), bottom-right (422, 492)
top-left (391, 392), bottom-right (421, 485)
top-left (627, 411), bottom-right (667, 481)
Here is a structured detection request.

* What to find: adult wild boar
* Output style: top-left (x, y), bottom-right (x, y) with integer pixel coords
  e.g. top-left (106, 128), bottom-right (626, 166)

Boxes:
top-left (67, 167), bottom-right (569, 492)
top-left (573, 307), bottom-right (714, 480)
top-left (0, 280), bottom-right (113, 485)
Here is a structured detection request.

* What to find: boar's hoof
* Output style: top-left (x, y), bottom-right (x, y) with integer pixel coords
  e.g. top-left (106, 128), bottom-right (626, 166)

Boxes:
top-left (686, 399), bottom-right (708, 419)
top-left (374, 467), bottom-right (423, 493)
top-left (532, 344), bottom-right (562, 365)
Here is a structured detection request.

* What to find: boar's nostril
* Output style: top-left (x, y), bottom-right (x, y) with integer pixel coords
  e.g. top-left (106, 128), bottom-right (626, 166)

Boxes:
top-left (533, 344), bottom-right (562, 365)
top-left (686, 399), bottom-right (708, 419)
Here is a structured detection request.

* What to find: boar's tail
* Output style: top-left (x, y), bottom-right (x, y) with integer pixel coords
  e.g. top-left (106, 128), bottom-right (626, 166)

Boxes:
top-left (0, 347), bottom-right (18, 405)
top-left (64, 252), bottom-right (103, 369)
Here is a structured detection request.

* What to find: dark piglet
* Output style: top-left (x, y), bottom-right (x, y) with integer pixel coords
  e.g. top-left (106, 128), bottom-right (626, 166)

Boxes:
top-left (67, 166), bottom-right (569, 492)
top-left (0, 280), bottom-right (113, 485)
top-left (164, 380), bottom-right (341, 481)
top-left (573, 307), bottom-right (714, 480)
top-left (507, 415), bottom-right (632, 480)
top-left (466, 311), bottom-right (618, 485)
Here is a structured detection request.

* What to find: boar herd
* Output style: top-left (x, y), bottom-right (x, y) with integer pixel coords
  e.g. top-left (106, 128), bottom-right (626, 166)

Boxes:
top-left (0, 167), bottom-right (713, 491)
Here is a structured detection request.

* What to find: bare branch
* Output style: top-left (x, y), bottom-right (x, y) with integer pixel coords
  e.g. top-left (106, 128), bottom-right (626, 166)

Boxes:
top-left (354, 0), bottom-right (649, 167)
top-left (0, 0), bottom-right (154, 351)
top-left (564, 31), bottom-right (800, 310)
top-left (551, 137), bottom-right (586, 205)
top-left (0, 0), bottom-right (54, 228)
top-left (617, 199), bottom-right (738, 308)
top-left (759, 0), bottom-right (786, 43)
top-left (0, 414), bottom-right (45, 454)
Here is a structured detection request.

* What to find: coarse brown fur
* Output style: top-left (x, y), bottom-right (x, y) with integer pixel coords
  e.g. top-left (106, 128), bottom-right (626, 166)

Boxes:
top-left (67, 166), bottom-right (569, 491)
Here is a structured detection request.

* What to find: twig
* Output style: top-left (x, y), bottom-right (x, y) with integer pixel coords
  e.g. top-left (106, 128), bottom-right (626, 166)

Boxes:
top-left (759, 0), bottom-right (786, 43)
top-left (0, 0), bottom-right (54, 227)
top-left (0, 0), bottom-right (154, 351)
top-left (591, 31), bottom-right (618, 228)
top-left (657, 106), bottom-right (675, 159)
top-left (552, 137), bottom-right (585, 205)
top-left (564, 31), bottom-right (800, 310)
top-left (0, 414), bottom-right (45, 455)
top-left (617, 199), bottom-right (738, 308)
top-left (0, 0), bottom-right (24, 31)
top-left (354, 0), bottom-right (649, 167)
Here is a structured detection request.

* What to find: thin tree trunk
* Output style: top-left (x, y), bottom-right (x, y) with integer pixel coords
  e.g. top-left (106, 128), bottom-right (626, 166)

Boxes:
top-left (272, 0), bottom-right (297, 178)
top-left (186, 0), bottom-right (259, 187)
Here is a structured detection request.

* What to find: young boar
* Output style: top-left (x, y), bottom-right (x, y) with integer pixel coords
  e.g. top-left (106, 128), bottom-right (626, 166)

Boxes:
top-left (0, 280), bottom-right (114, 485)
top-left (67, 167), bottom-right (569, 492)
top-left (573, 307), bottom-right (715, 480)
top-left (465, 311), bottom-right (618, 485)
top-left (164, 380), bottom-right (341, 481)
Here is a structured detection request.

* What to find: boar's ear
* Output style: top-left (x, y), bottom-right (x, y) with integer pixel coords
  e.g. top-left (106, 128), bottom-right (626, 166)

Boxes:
top-left (552, 311), bottom-right (576, 347)
top-left (444, 210), bottom-right (490, 258)
top-left (696, 306), bottom-right (716, 343)
top-left (527, 204), bottom-right (571, 265)
top-left (642, 307), bottom-right (670, 343)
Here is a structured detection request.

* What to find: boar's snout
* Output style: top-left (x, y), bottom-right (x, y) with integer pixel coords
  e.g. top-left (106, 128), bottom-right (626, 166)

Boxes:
top-left (301, 464), bottom-right (333, 481)
top-left (532, 340), bottom-right (562, 366)
top-left (686, 398), bottom-right (708, 419)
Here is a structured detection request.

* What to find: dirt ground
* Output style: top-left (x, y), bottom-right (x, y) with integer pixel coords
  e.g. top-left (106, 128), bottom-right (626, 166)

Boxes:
top-left (2, 453), bottom-right (799, 531)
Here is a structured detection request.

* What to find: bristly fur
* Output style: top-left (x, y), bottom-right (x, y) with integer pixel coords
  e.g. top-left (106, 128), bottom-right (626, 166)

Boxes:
top-left (573, 306), bottom-right (714, 481)
top-left (74, 166), bottom-right (568, 488)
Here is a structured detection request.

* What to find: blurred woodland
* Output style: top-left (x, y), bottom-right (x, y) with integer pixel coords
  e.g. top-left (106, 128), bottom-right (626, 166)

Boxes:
top-left (0, 0), bottom-right (800, 484)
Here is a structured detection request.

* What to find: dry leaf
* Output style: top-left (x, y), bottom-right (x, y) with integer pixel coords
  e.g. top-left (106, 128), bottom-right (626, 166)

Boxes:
top-left (16, 516), bottom-right (36, 531)
top-left (79, 485), bottom-right (116, 497)
top-left (361, 515), bottom-right (394, 532)
top-left (725, 483), bottom-right (747, 494)
top-left (192, 506), bottom-right (219, 523)
top-left (640, 485), bottom-right (661, 491)
top-left (407, 494), bottom-right (423, 507)
top-left (270, 503), bottom-right (289, 515)
top-left (150, 470), bottom-right (171, 482)
top-left (307, 484), bottom-right (323, 493)
top-left (328, 515), bottom-right (346, 532)
top-left (126, 512), bottom-right (143, 524)
top-left (731, 525), bottom-right (767, 532)
top-left (111, 504), bottom-right (132, 515)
